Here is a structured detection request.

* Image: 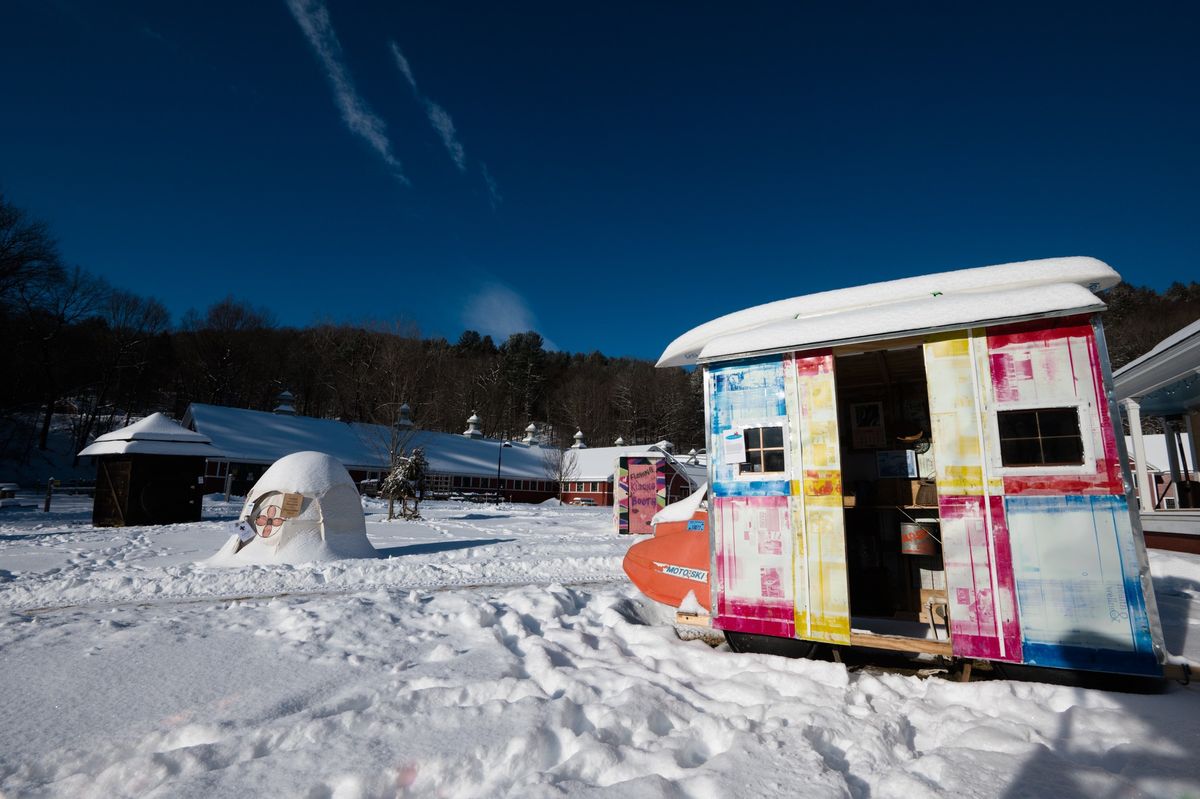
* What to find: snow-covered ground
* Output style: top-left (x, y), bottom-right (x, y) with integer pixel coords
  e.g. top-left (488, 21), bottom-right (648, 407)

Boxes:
top-left (2, 496), bottom-right (1199, 798)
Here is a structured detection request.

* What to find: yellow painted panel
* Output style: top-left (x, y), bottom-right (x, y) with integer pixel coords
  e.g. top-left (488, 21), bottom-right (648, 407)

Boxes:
top-left (789, 352), bottom-right (851, 645)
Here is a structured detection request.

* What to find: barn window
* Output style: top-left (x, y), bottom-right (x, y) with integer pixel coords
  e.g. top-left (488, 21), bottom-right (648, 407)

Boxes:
top-left (739, 426), bottom-right (786, 474)
top-left (997, 408), bottom-right (1084, 467)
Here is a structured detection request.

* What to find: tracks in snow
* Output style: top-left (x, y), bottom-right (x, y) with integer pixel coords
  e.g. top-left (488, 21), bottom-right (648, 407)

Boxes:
top-left (15, 575), bottom-right (630, 617)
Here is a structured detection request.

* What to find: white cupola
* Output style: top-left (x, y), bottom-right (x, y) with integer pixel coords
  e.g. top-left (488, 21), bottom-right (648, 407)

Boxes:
top-left (273, 390), bottom-right (297, 415)
top-left (571, 429), bottom-right (587, 449)
top-left (463, 411), bottom-right (483, 439)
top-left (395, 402), bottom-right (413, 430)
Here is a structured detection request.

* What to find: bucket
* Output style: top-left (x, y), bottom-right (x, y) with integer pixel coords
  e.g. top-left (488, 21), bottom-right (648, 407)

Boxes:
top-left (900, 521), bottom-right (938, 556)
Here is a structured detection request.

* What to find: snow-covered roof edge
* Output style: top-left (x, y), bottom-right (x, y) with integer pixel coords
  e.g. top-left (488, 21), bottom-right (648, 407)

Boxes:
top-left (658, 256), bottom-right (1118, 367)
top-left (1113, 318), bottom-right (1200, 401)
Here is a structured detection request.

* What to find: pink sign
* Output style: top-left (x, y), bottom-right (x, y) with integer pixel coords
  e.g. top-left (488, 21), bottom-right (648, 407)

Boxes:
top-left (627, 460), bottom-right (659, 535)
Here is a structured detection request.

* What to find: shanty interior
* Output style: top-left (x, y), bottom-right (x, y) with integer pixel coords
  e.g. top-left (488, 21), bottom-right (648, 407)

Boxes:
top-left (833, 344), bottom-right (948, 643)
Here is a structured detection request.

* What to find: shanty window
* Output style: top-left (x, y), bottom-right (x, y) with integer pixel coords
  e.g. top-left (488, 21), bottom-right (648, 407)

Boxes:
top-left (997, 408), bottom-right (1085, 467)
top-left (740, 426), bottom-right (786, 474)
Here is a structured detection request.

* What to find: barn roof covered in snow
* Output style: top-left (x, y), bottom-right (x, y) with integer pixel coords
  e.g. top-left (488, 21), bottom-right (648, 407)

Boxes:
top-left (183, 403), bottom-right (556, 478)
top-left (657, 256), bottom-right (1118, 367)
top-left (78, 413), bottom-right (226, 458)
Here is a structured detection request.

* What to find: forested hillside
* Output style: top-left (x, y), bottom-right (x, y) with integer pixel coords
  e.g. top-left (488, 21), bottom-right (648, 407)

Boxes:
top-left (2, 192), bottom-right (1194, 471)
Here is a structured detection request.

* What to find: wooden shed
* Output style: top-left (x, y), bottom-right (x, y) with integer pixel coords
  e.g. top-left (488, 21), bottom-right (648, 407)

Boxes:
top-left (78, 413), bottom-right (225, 527)
top-left (656, 257), bottom-right (1167, 677)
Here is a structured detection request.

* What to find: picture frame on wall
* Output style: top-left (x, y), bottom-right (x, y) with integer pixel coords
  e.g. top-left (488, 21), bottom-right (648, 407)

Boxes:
top-left (850, 401), bottom-right (885, 449)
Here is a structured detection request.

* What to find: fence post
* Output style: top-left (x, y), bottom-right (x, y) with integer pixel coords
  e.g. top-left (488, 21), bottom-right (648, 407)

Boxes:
top-left (44, 477), bottom-right (55, 513)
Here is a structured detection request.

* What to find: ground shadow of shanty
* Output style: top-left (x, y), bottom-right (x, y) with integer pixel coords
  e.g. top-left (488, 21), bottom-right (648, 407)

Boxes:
top-left (1150, 571), bottom-right (1199, 658)
top-left (999, 631), bottom-right (1199, 799)
top-left (374, 538), bottom-right (514, 559)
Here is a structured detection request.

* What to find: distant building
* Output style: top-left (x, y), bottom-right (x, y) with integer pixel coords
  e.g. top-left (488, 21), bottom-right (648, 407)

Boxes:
top-left (560, 441), bottom-right (705, 507)
top-left (183, 403), bottom-right (558, 502)
top-left (182, 399), bottom-right (700, 505)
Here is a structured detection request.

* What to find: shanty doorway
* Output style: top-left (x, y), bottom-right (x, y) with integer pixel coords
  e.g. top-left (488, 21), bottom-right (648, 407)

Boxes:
top-left (833, 344), bottom-right (950, 647)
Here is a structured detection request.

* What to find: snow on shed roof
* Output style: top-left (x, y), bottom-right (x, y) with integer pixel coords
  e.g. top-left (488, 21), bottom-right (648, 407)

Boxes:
top-left (183, 403), bottom-right (553, 478)
top-left (78, 413), bottom-right (225, 458)
top-left (657, 257), bottom-right (1118, 367)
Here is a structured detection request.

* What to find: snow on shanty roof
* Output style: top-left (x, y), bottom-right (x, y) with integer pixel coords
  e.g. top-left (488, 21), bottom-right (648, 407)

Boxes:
top-left (183, 403), bottom-right (552, 479)
top-left (657, 256), bottom-right (1118, 367)
top-left (78, 413), bottom-right (225, 458)
top-left (571, 444), bottom-right (706, 484)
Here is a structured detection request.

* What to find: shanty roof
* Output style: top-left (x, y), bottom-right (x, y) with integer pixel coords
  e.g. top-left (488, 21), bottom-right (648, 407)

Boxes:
top-left (657, 257), bottom-right (1118, 367)
top-left (183, 403), bottom-right (556, 479)
top-left (78, 413), bottom-right (226, 458)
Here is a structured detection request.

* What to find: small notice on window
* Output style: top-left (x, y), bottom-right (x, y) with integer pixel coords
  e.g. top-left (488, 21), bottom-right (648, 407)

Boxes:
top-left (723, 431), bottom-right (746, 464)
top-left (279, 492), bottom-right (304, 518)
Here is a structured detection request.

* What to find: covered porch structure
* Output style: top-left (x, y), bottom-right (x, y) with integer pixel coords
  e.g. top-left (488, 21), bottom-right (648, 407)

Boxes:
top-left (1114, 319), bottom-right (1200, 553)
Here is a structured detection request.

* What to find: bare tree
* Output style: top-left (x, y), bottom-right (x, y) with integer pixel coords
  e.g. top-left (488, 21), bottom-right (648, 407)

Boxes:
top-left (542, 445), bottom-right (579, 504)
top-left (16, 266), bottom-right (111, 450)
top-left (0, 194), bottom-right (63, 304)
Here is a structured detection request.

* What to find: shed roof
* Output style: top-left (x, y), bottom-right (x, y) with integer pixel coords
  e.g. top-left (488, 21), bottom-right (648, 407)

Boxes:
top-left (78, 413), bottom-right (225, 458)
top-left (657, 257), bottom-right (1117, 367)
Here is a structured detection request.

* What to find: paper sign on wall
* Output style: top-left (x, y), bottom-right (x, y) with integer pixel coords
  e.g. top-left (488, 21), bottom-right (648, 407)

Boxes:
top-left (723, 431), bottom-right (746, 464)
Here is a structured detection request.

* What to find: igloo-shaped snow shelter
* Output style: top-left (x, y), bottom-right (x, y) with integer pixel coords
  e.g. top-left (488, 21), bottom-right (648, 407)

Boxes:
top-left (210, 451), bottom-right (377, 564)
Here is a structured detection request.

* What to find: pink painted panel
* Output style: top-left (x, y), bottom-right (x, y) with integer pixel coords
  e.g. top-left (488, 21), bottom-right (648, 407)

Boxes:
top-left (938, 495), bottom-right (1022, 661)
top-left (987, 319), bottom-right (1123, 496)
top-left (712, 495), bottom-right (796, 638)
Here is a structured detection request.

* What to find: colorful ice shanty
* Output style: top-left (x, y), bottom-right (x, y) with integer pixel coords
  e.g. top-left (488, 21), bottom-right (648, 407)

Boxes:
top-left (653, 257), bottom-right (1166, 676)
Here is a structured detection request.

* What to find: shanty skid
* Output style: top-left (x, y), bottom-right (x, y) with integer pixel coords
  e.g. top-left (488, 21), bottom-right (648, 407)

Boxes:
top-left (675, 612), bottom-right (951, 656)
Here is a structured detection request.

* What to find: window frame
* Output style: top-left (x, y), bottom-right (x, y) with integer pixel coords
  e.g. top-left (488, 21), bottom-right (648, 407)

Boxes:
top-left (736, 423), bottom-right (789, 477)
top-left (990, 401), bottom-right (1095, 474)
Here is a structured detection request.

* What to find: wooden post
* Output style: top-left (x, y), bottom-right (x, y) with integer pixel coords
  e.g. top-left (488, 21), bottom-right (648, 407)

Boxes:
top-left (43, 477), bottom-right (54, 513)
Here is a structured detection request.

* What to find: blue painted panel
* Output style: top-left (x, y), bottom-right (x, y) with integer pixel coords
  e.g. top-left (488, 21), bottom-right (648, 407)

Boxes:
top-left (1004, 494), bottom-right (1158, 675)
top-left (708, 357), bottom-right (789, 493)
top-left (712, 480), bottom-right (791, 497)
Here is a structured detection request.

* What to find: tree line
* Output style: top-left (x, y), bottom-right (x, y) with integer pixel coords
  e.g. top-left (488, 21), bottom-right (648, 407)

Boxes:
top-left (2, 192), bottom-right (1196, 467)
top-left (0, 194), bottom-right (703, 466)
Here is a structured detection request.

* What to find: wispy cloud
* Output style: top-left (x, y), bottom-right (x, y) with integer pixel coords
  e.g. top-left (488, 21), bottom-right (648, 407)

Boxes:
top-left (462, 284), bottom-right (556, 350)
top-left (389, 40), bottom-right (469, 174)
top-left (287, 0), bottom-right (406, 183)
top-left (481, 162), bottom-right (502, 209)
top-left (425, 102), bottom-right (466, 172)
top-left (389, 40), bottom-right (418, 91)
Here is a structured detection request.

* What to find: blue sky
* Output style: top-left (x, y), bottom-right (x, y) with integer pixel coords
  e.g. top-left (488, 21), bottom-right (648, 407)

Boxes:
top-left (3, 2), bottom-right (1197, 359)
